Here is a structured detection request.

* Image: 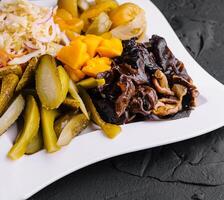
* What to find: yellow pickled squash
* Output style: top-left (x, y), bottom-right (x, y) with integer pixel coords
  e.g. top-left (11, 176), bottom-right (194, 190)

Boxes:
top-left (82, 56), bottom-right (111, 77)
top-left (64, 65), bottom-right (86, 82)
top-left (80, 0), bottom-right (118, 30)
top-left (83, 34), bottom-right (102, 58)
top-left (58, 0), bottom-right (78, 17)
top-left (109, 3), bottom-right (142, 28)
top-left (86, 12), bottom-right (112, 35)
top-left (57, 40), bottom-right (90, 69)
top-left (96, 37), bottom-right (123, 58)
top-left (8, 95), bottom-right (40, 160)
top-left (35, 55), bottom-right (63, 109)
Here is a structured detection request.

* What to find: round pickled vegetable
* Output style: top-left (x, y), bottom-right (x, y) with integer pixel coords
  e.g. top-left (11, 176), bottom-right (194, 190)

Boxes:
top-left (110, 10), bottom-right (146, 40)
top-left (86, 12), bottom-right (112, 35)
top-left (58, 0), bottom-right (78, 17)
top-left (80, 0), bottom-right (118, 30)
top-left (109, 3), bottom-right (142, 28)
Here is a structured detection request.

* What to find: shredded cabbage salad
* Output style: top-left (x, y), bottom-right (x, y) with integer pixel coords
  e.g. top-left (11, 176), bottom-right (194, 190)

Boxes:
top-left (0, 0), bottom-right (66, 65)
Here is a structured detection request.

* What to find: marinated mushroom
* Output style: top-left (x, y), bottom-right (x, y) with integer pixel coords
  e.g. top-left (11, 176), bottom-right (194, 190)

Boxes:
top-left (115, 75), bottom-right (135, 117)
top-left (152, 69), bottom-right (174, 96)
top-left (89, 36), bottom-right (198, 124)
top-left (153, 84), bottom-right (188, 117)
top-left (172, 75), bottom-right (199, 107)
top-left (153, 98), bottom-right (180, 117)
top-left (129, 85), bottom-right (158, 115)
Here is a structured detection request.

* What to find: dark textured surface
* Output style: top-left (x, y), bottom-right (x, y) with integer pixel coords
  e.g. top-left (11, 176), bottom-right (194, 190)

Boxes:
top-left (29, 1), bottom-right (224, 200)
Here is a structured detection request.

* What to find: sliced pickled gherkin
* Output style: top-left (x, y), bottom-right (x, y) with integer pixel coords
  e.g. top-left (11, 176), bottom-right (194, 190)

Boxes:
top-left (41, 107), bottom-right (60, 153)
top-left (25, 131), bottom-right (43, 155)
top-left (68, 79), bottom-right (89, 119)
top-left (8, 95), bottom-right (40, 160)
top-left (0, 95), bottom-right (25, 136)
top-left (56, 113), bottom-right (89, 146)
top-left (78, 86), bottom-right (121, 139)
top-left (0, 65), bottom-right (22, 79)
top-left (54, 114), bottom-right (73, 137)
top-left (0, 73), bottom-right (19, 116)
top-left (35, 55), bottom-right (63, 109)
top-left (62, 97), bottom-right (80, 111)
top-left (16, 57), bottom-right (38, 92)
top-left (77, 78), bottom-right (105, 89)
top-left (86, 12), bottom-right (112, 35)
top-left (58, 66), bottom-right (69, 104)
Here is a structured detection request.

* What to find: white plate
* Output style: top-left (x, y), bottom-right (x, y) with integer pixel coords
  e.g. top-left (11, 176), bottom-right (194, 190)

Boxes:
top-left (1, 0), bottom-right (224, 199)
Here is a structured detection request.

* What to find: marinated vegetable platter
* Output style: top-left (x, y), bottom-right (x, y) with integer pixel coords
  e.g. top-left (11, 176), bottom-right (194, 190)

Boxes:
top-left (0, 0), bottom-right (199, 160)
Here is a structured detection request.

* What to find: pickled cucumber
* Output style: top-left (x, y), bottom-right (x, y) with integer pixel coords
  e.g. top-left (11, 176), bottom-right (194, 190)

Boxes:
top-left (16, 57), bottom-right (38, 92)
top-left (58, 66), bottom-right (69, 104)
top-left (57, 113), bottom-right (89, 146)
top-left (78, 86), bottom-right (121, 139)
top-left (86, 12), bottom-right (112, 35)
top-left (0, 65), bottom-right (22, 79)
top-left (0, 73), bottom-right (19, 116)
top-left (25, 131), bottom-right (43, 155)
top-left (62, 97), bottom-right (80, 111)
top-left (77, 78), bottom-right (105, 89)
top-left (35, 55), bottom-right (63, 109)
top-left (54, 114), bottom-right (73, 137)
top-left (8, 95), bottom-right (40, 160)
top-left (69, 79), bottom-right (89, 119)
top-left (0, 95), bottom-right (25, 136)
top-left (41, 107), bottom-right (60, 153)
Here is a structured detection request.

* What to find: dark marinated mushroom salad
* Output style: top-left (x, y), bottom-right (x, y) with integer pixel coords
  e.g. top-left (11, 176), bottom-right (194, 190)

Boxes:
top-left (91, 36), bottom-right (198, 124)
top-left (0, 0), bottom-right (198, 160)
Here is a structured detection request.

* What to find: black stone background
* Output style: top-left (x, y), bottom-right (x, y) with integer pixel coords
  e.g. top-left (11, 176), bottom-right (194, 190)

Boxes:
top-left (29, 1), bottom-right (224, 199)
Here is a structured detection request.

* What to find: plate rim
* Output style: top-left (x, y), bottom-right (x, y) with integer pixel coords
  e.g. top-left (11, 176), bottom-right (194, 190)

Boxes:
top-left (1, 0), bottom-right (224, 199)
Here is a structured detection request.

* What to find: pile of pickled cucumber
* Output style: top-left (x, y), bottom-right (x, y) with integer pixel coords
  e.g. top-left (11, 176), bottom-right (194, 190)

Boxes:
top-left (0, 55), bottom-right (121, 160)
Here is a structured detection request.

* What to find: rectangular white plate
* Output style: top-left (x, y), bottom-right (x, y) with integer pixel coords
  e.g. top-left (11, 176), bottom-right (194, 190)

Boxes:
top-left (1, 0), bottom-right (224, 199)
